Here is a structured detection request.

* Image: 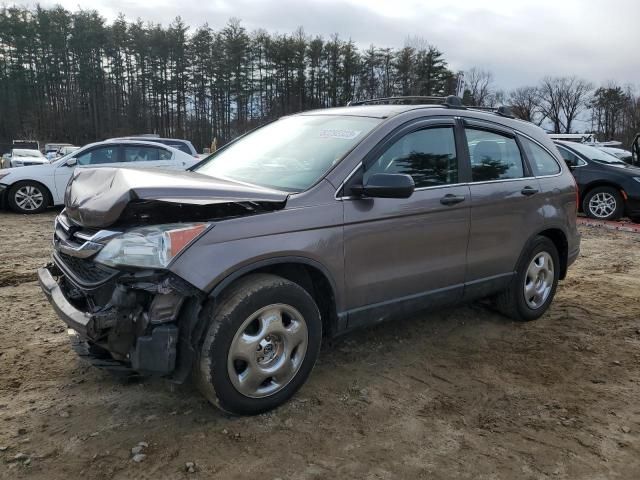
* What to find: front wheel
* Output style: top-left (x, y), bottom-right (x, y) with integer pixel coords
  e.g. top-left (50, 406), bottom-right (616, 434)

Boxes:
top-left (7, 181), bottom-right (50, 214)
top-left (583, 187), bottom-right (623, 221)
top-left (195, 274), bottom-right (322, 415)
top-left (495, 236), bottom-right (560, 322)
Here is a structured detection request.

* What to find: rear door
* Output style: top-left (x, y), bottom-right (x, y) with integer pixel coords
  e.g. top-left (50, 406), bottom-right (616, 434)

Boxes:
top-left (343, 117), bottom-right (471, 327)
top-left (462, 120), bottom-right (544, 297)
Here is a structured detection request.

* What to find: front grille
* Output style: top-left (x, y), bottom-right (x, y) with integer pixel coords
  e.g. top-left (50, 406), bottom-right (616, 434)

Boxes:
top-left (54, 252), bottom-right (118, 287)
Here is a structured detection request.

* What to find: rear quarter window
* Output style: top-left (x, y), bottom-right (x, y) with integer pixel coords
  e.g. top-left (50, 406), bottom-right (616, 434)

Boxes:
top-left (520, 137), bottom-right (561, 176)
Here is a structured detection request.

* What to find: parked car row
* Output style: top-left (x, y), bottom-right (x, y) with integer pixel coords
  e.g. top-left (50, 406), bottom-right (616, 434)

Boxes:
top-left (0, 139), bottom-right (200, 213)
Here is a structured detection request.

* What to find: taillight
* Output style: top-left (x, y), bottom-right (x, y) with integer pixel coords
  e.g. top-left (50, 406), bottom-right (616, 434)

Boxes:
top-left (570, 174), bottom-right (579, 209)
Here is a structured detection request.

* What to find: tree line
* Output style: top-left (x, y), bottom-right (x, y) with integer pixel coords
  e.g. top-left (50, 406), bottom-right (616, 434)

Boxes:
top-left (0, 6), bottom-right (455, 150)
top-left (0, 5), bottom-right (638, 151)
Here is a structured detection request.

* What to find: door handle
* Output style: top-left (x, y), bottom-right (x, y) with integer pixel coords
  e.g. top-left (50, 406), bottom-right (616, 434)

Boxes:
top-left (521, 186), bottom-right (539, 196)
top-left (440, 194), bottom-right (466, 206)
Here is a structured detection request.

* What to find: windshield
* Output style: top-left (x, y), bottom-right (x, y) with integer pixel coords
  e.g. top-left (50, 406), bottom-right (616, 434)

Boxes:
top-left (13, 149), bottom-right (43, 158)
top-left (195, 115), bottom-right (382, 191)
top-left (568, 143), bottom-right (626, 165)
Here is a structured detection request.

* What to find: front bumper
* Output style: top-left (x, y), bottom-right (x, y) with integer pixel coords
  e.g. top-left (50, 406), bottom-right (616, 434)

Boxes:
top-left (38, 265), bottom-right (94, 337)
top-left (624, 195), bottom-right (640, 217)
top-left (38, 261), bottom-right (196, 377)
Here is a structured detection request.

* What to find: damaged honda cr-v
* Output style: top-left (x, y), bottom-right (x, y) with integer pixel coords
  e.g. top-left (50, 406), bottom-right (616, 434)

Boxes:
top-left (39, 96), bottom-right (580, 415)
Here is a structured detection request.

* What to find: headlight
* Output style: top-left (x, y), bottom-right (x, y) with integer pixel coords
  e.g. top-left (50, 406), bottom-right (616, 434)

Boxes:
top-left (633, 177), bottom-right (640, 184)
top-left (0, 171), bottom-right (10, 181)
top-left (94, 223), bottom-right (210, 269)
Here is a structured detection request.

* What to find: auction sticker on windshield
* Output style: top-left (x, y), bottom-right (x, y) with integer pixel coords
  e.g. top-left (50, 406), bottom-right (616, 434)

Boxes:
top-left (319, 129), bottom-right (361, 140)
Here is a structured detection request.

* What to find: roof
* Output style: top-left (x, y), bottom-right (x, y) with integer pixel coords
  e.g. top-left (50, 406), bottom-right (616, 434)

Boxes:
top-left (299, 104), bottom-right (425, 119)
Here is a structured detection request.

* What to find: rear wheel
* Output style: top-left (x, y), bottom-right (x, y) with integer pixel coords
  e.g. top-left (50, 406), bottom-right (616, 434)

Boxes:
top-left (496, 236), bottom-right (560, 322)
top-left (195, 274), bottom-right (322, 415)
top-left (583, 186), bottom-right (623, 221)
top-left (7, 181), bottom-right (50, 214)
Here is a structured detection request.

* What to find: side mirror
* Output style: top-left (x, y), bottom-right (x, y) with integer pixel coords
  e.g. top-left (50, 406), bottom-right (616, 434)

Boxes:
top-left (352, 173), bottom-right (415, 199)
top-left (65, 158), bottom-right (77, 167)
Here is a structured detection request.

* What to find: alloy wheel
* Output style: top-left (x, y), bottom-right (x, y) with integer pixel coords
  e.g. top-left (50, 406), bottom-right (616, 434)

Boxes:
top-left (14, 185), bottom-right (44, 211)
top-left (588, 192), bottom-right (616, 219)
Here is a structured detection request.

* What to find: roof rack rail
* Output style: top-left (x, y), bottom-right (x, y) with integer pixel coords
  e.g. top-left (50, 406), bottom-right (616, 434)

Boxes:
top-left (347, 95), bottom-right (515, 119)
top-left (348, 95), bottom-right (464, 108)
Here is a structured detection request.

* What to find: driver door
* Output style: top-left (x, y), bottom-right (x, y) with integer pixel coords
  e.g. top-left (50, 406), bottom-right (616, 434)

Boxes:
top-left (342, 118), bottom-right (471, 328)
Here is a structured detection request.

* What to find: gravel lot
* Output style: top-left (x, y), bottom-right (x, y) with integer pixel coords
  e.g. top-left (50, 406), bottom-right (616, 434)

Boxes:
top-left (1, 210), bottom-right (639, 479)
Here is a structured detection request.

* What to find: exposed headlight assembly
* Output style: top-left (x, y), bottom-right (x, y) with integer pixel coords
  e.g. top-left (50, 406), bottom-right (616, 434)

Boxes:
top-left (94, 223), bottom-right (210, 269)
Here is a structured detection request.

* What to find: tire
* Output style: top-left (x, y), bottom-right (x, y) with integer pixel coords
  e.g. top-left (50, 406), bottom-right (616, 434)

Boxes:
top-left (7, 181), bottom-right (50, 214)
top-left (583, 186), bottom-right (623, 221)
top-left (195, 273), bottom-right (322, 415)
top-left (495, 236), bottom-right (560, 322)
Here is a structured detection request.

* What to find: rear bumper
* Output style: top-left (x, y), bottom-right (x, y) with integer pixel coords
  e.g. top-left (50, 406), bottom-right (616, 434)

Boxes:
top-left (567, 244), bottom-right (580, 268)
top-left (0, 184), bottom-right (7, 209)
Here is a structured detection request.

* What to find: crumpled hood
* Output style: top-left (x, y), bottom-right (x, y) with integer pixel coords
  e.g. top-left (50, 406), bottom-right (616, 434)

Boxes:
top-left (64, 167), bottom-right (289, 228)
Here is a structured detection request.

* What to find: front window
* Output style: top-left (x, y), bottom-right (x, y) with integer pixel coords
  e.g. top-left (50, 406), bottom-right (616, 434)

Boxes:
top-left (77, 146), bottom-right (118, 166)
top-left (195, 115), bottom-right (382, 192)
top-left (557, 145), bottom-right (587, 167)
top-left (365, 127), bottom-right (458, 188)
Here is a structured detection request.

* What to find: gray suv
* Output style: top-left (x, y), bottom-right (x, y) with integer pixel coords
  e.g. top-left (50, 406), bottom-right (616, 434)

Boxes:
top-left (38, 97), bottom-right (580, 415)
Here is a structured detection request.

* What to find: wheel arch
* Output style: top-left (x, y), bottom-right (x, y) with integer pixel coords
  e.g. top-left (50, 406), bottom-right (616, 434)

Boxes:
top-left (580, 181), bottom-right (625, 210)
top-left (208, 257), bottom-right (340, 338)
top-left (525, 227), bottom-right (569, 280)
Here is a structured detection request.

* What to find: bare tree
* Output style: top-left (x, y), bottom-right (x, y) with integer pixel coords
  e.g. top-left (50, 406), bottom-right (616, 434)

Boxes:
top-left (487, 89), bottom-right (506, 108)
top-left (538, 76), bottom-right (593, 133)
top-left (538, 77), bottom-right (564, 133)
top-left (462, 68), bottom-right (494, 106)
top-left (509, 86), bottom-right (542, 124)
top-left (560, 76), bottom-right (593, 133)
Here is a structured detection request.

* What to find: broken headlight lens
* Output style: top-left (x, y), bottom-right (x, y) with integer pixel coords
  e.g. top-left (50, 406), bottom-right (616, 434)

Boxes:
top-left (94, 223), bottom-right (210, 269)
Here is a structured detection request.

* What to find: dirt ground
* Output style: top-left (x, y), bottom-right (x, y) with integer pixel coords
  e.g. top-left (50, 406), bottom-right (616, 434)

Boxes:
top-left (1, 210), bottom-right (639, 480)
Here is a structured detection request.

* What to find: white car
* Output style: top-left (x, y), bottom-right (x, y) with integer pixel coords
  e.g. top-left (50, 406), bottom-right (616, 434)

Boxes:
top-left (9, 148), bottom-right (49, 168)
top-left (0, 140), bottom-right (199, 214)
top-left (593, 145), bottom-right (632, 164)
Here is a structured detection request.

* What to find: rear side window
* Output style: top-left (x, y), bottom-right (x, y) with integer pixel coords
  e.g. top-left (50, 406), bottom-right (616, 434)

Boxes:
top-left (365, 127), bottom-right (458, 188)
top-left (520, 137), bottom-right (561, 176)
top-left (466, 128), bottom-right (524, 182)
top-left (166, 142), bottom-right (192, 154)
top-left (123, 146), bottom-right (172, 162)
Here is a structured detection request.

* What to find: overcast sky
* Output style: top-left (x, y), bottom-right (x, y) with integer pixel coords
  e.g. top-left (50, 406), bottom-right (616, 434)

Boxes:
top-left (40, 0), bottom-right (638, 90)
